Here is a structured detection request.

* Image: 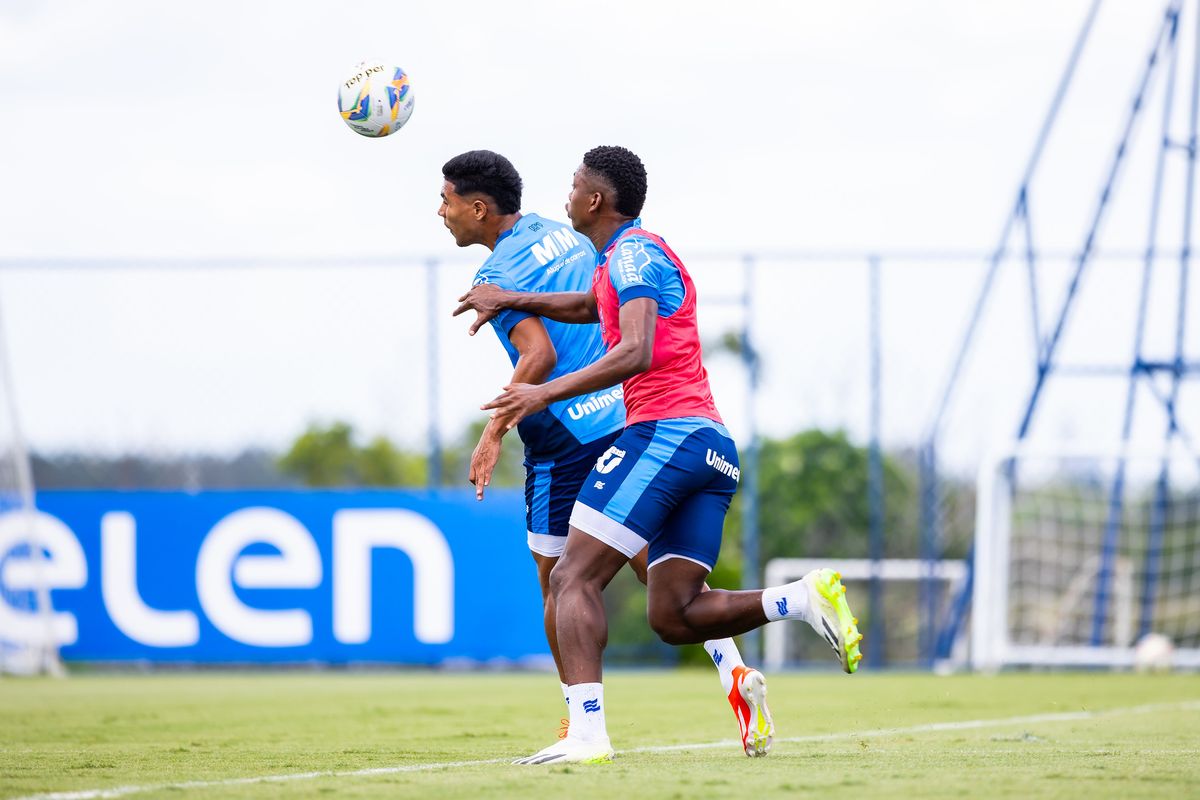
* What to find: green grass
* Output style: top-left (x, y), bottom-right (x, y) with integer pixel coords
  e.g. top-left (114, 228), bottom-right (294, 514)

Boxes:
top-left (1, 670), bottom-right (1198, 799)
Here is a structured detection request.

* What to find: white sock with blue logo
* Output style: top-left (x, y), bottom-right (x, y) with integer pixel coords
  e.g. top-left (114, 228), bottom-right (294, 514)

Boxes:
top-left (762, 581), bottom-right (814, 624)
top-left (565, 682), bottom-right (608, 743)
top-left (703, 638), bottom-right (745, 694)
top-left (561, 682), bottom-right (569, 708)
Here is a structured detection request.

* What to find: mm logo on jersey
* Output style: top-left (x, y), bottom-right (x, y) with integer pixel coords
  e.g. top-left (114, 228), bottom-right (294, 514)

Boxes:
top-left (531, 227), bottom-right (581, 266)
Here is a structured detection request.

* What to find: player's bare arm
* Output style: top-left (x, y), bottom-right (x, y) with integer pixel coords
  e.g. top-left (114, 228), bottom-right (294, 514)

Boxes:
top-left (453, 283), bottom-right (598, 335)
top-left (482, 296), bottom-right (656, 427)
top-left (470, 317), bottom-right (557, 500)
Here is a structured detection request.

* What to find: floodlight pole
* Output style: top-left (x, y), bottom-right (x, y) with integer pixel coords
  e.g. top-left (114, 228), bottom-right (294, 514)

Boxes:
top-left (740, 255), bottom-right (762, 659)
top-left (867, 256), bottom-right (885, 668)
top-left (426, 258), bottom-right (443, 488)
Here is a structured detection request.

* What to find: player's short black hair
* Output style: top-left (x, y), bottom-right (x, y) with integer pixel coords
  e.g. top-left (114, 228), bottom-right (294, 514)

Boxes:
top-left (442, 150), bottom-right (522, 215)
top-left (582, 145), bottom-right (647, 218)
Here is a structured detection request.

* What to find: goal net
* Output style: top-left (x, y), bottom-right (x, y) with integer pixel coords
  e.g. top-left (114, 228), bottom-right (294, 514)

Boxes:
top-left (972, 445), bottom-right (1200, 671)
top-left (0, 295), bottom-right (59, 675)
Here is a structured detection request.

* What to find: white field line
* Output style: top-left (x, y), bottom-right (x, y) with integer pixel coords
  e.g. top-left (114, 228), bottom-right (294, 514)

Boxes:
top-left (12, 699), bottom-right (1200, 800)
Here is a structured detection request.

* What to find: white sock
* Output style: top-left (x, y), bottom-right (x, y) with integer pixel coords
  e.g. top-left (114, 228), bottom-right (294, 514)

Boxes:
top-left (560, 682), bottom-right (569, 709)
top-left (762, 580), bottom-right (814, 623)
top-left (565, 682), bottom-right (608, 743)
top-left (703, 638), bottom-right (745, 694)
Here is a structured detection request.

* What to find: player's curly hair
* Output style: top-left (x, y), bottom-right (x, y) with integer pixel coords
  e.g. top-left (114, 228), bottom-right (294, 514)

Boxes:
top-left (582, 145), bottom-right (647, 218)
top-left (442, 150), bottom-right (523, 215)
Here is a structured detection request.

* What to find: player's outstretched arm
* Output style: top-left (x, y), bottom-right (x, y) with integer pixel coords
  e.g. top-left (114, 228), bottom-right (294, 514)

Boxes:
top-left (454, 283), bottom-right (597, 335)
top-left (469, 318), bottom-right (557, 500)
top-left (481, 297), bottom-right (656, 426)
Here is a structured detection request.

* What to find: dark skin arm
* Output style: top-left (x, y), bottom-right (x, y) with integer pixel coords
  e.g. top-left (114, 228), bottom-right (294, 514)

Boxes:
top-left (482, 297), bottom-right (656, 427)
top-left (470, 316), bottom-right (556, 499)
top-left (454, 283), bottom-right (598, 335)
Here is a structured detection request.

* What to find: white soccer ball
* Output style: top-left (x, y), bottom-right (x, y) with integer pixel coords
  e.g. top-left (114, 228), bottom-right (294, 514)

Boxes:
top-left (1133, 632), bottom-right (1174, 673)
top-left (337, 60), bottom-right (414, 137)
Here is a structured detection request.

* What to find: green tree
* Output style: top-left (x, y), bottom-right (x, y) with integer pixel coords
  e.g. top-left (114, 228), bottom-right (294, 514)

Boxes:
top-left (278, 419), bottom-right (528, 489)
top-left (277, 422), bottom-right (361, 487)
top-left (439, 419), bottom-right (526, 490)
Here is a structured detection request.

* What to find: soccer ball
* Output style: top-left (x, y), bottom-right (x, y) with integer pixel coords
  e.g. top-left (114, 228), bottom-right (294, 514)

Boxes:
top-left (1133, 632), bottom-right (1174, 673)
top-left (338, 60), bottom-right (414, 137)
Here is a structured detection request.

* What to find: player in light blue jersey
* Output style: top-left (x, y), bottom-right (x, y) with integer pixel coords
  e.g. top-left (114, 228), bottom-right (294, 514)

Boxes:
top-left (442, 151), bottom-right (765, 762)
top-left (439, 150), bottom-right (636, 723)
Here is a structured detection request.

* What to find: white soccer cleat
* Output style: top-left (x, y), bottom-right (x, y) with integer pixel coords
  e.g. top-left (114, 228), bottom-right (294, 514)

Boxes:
top-left (728, 665), bottom-right (774, 757)
top-left (513, 735), bottom-right (615, 765)
top-left (802, 568), bottom-right (864, 673)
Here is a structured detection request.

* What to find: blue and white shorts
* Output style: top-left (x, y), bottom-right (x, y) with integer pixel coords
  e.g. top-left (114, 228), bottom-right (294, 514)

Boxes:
top-left (569, 417), bottom-right (740, 572)
top-left (525, 430), bottom-right (623, 557)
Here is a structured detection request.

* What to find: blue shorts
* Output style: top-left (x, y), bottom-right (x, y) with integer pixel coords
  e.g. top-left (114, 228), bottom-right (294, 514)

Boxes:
top-left (569, 417), bottom-right (739, 572)
top-left (524, 430), bottom-right (623, 557)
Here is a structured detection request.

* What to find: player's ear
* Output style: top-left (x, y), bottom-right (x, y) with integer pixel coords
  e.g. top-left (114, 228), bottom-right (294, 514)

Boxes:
top-left (588, 191), bottom-right (602, 214)
top-left (472, 199), bottom-right (488, 221)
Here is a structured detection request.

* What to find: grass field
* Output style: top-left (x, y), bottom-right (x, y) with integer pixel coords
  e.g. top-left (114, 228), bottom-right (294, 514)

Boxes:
top-left (2, 670), bottom-right (1198, 799)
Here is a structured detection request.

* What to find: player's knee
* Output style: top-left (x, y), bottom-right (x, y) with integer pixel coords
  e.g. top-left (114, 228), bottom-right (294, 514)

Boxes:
top-left (548, 559), bottom-right (581, 602)
top-left (647, 605), bottom-right (693, 646)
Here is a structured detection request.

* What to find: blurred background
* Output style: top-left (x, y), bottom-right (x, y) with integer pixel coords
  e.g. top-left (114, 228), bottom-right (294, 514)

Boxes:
top-left (0, 0), bottom-right (1197, 673)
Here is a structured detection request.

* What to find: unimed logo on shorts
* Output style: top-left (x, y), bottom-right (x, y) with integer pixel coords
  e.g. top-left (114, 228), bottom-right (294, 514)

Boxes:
top-left (705, 449), bottom-right (741, 482)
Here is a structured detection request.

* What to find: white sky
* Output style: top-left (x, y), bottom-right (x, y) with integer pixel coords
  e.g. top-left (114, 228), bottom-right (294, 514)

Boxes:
top-left (0, 0), bottom-right (1197, 470)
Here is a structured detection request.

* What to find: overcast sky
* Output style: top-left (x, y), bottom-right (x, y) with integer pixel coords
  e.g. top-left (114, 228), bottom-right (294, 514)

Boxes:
top-left (0, 0), bottom-right (1196, 473)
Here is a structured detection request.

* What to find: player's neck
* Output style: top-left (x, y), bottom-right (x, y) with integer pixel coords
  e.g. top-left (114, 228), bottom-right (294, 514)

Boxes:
top-left (584, 216), bottom-right (636, 254)
top-left (483, 213), bottom-right (522, 251)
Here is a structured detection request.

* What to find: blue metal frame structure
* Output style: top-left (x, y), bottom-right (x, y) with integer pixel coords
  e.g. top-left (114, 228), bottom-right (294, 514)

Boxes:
top-left (925, 0), bottom-right (1200, 663)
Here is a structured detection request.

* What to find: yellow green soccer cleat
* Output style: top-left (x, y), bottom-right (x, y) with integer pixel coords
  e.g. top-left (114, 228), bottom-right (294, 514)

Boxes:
top-left (802, 568), bottom-right (864, 673)
top-left (513, 736), bottom-right (615, 765)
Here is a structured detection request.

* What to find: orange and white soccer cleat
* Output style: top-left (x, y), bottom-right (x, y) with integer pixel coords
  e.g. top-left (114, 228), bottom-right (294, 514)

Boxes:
top-left (728, 665), bottom-right (774, 757)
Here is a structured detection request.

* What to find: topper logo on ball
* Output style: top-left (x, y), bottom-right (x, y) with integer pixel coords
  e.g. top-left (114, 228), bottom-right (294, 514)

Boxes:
top-left (343, 63), bottom-right (385, 88)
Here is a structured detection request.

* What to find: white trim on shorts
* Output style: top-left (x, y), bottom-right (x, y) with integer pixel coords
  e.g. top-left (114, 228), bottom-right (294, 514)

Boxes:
top-left (647, 553), bottom-right (714, 572)
top-left (569, 501), bottom-right (648, 558)
top-left (527, 531), bottom-right (566, 558)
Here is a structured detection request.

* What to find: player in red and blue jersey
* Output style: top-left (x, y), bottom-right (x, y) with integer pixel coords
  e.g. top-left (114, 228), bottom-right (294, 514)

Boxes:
top-left (456, 146), bottom-right (863, 765)
top-left (441, 150), bottom-right (758, 751)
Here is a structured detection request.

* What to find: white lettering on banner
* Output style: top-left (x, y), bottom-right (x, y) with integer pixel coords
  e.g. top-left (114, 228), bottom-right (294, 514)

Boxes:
top-left (101, 512), bottom-right (199, 647)
top-left (195, 507), bottom-right (322, 647)
top-left (332, 509), bottom-right (453, 645)
top-left (0, 510), bottom-right (86, 645)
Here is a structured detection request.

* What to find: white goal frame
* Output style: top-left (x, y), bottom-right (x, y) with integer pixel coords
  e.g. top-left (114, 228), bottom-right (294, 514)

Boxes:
top-left (971, 443), bottom-right (1200, 671)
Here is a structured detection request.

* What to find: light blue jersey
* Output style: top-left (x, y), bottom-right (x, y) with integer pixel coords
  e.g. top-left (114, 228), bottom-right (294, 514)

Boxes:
top-left (474, 213), bottom-right (626, 460)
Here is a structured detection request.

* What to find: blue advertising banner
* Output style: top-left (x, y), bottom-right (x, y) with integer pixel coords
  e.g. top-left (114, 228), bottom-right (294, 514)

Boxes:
top-left (6, 490), bottom-right (548, 664)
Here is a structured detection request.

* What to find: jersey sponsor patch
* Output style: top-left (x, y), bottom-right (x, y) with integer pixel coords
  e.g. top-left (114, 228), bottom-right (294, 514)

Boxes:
top-left (614, 238), bottom-right (652, 288)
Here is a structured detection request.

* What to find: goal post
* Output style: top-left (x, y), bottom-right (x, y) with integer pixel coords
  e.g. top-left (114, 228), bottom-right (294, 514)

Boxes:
top-left (971, 443), bottom-right (1200, 671)
top-left (0, 292), bottom-right (60, 675)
